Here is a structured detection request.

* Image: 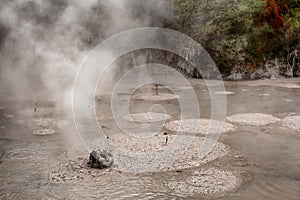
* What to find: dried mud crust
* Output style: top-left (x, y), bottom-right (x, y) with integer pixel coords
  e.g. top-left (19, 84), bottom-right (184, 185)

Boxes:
top-left (166, 168), bottom-right (242, 195)
top-left (226, 113), bottom-right (281, 126)
top-left (164, 119), bottom-right (236, 134)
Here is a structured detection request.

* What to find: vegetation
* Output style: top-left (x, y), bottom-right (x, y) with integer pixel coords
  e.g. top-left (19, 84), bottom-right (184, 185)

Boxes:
top-left (169, 0), bottom-right (300, 79)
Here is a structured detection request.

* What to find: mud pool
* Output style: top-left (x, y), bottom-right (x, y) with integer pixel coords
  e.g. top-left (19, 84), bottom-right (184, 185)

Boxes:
top-left (0, 78), bottom-right (300, 199)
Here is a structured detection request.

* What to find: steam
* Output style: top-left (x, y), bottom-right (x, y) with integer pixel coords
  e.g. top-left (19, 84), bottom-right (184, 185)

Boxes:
top-left (0, 0), bottom-right (172, 105)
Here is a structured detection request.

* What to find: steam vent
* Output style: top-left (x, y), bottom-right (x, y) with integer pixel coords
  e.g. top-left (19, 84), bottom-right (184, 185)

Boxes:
top-left (1, 0), bottom-right (300, 199)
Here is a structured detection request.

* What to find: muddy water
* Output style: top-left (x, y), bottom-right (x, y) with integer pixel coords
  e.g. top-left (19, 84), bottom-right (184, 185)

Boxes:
top-left (0, 78), bottom-right (300, 199)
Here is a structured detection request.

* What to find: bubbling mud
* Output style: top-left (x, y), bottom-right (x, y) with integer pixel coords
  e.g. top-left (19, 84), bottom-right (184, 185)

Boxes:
top-left (13, 117), bottom-right (66, 136)
top-left (14, 118), bottom-right (66, 128)
top-left (5, 146), bottom-right (62, 160)
top-left (18, 107), bottom-right (55, 117)
top-left (5, 149), bottom-right (35, 160)
top-left (227, 113), bottom-right (281, 126)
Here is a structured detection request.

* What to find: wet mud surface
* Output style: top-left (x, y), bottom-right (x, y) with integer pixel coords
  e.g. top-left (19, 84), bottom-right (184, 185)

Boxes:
top-left (1, 78), bottom-right (300, 199)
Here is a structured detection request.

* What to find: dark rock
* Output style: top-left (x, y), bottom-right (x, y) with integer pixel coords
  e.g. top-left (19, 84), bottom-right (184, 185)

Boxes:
top-left (88, 149), bottom-right (114, 169)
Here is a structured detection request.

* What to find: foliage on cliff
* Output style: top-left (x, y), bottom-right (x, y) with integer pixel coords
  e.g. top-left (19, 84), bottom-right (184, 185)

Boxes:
top-left (170, 0), bottom-right (300, 78)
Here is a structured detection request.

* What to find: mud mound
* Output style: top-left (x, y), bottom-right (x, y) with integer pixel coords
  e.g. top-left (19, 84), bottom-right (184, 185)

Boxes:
top-left (214, 91), bottom-right (235, 95)
top-left (245, 81), bottom-right (300, 89)
top-left (164, 119), bottom-right (235, 134)
top-left (167, 168), bottom-right (241, 194)
top-left (134, 93), bottom-right (180, 101)
top-left (124, 112), bottom-right (171, 123)
top-left (241, 89), bottom-right (251, 92)
top-left (48, 158), bottom-right (114, 183)
top-left (276, 84), bottom-right (300, 89)
top-left (3, 113), bottom-right (15, 119)
top-left (282, 115), bottom-right (300, 132)
top-left (259, 93), bottom-right (270, 96)
top-left (33, 128), bottom-right (56, 136)
top-left (227, 113), bottom-right (281, 126)
top-left (109, 134), bottom-right (230, 171)
top-left (15, 118), bottom-right (66, 128)
top-left (166, 138), bottom-right (229, 171)
top-left (177, 86), bottom-right (194, 90)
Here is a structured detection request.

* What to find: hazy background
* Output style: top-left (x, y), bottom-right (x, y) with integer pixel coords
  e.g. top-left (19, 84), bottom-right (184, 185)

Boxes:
top-left (1, 0), bottom-right (299, 104)
top-left (0, 0), bottom-right (172, 103)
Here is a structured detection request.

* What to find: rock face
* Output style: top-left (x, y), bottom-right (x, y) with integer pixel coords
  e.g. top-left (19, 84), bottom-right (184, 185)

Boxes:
top-left (89, 149), bottom-right (114, 168)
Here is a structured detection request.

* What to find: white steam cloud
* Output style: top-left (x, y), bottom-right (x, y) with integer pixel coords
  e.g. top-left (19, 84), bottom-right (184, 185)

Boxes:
top-left (0, 0), bottom-right (172, 105)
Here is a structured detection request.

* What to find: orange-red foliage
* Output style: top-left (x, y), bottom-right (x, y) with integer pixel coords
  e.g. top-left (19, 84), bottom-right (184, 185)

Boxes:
top-left (265, 0), bottom-right (288, 32)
